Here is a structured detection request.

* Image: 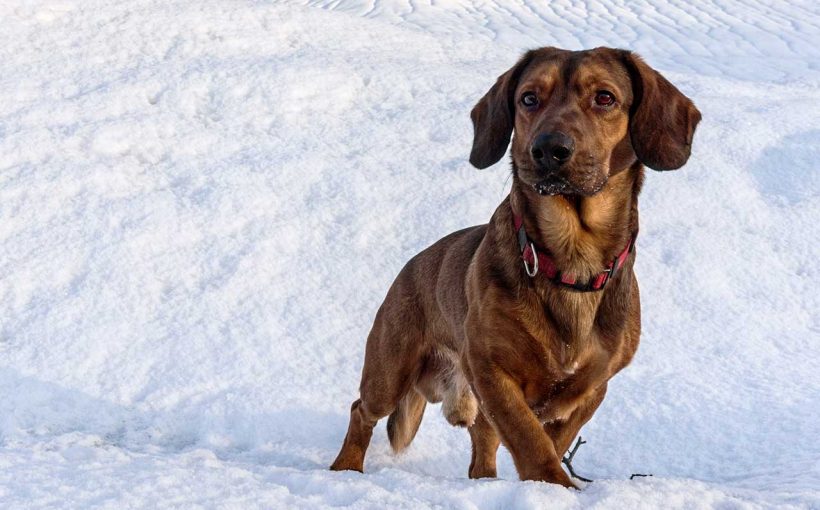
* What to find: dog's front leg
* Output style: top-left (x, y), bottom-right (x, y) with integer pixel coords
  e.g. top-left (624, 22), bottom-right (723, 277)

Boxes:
top-left (544, 384), bottom-right (607, 458)
top-left (468, 409), bottom-right (500, 478)
top-left (471, 364), bottom-right (576, 488)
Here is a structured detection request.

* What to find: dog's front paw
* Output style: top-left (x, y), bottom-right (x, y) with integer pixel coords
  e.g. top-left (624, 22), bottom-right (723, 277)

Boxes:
top-left (520, 465), bottom-right (577, 489)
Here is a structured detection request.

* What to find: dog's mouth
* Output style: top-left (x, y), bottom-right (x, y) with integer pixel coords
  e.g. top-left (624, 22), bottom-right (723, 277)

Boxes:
top-left (532, 175), bottom-right (576, 196)
top-left (532, 177), bottom-right (574, 196)
top-left (516, 161), bottom-right (609, 197)
top-left (531, 172), bottom-right (608, 197)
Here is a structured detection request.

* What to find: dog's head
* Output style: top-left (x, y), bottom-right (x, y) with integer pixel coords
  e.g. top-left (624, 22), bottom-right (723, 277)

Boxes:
top-left (469, 47), bottom-right (701, 196)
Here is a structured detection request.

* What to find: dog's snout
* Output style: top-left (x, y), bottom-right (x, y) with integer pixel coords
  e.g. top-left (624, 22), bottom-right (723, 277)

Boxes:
top-left (531, 132), bottom-right (575, 168)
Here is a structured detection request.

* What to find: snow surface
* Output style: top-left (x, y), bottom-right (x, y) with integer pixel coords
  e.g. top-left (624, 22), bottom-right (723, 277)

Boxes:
top-left (1, 0), bottom-right (819, 508)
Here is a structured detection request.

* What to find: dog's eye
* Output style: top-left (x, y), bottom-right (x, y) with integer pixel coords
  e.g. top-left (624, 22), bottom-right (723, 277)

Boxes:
top-left (520, 92), bottom-right (539, 109)
top-left (594, 91), bottom-right (616, 107)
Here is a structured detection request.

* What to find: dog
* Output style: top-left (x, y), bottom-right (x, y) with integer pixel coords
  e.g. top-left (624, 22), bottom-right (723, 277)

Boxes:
top-left (330, 46), bottom-right (701, 488)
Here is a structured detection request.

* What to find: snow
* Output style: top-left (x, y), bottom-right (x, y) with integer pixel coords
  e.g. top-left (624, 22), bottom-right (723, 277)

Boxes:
top-left (1, 0), bottom-right (819, 508)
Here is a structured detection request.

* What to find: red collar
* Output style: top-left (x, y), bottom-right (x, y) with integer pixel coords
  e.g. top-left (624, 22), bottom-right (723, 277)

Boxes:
top-left (513, 213), bottom-right (635, 292)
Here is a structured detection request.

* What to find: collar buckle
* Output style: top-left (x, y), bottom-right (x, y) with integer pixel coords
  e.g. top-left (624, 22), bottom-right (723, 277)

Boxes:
top-left (523, 242), bottom-right (539, 277)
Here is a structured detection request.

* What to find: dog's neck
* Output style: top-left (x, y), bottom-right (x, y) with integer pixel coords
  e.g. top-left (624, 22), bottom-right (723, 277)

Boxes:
top-left (510, 163), bottom-right (642, 280)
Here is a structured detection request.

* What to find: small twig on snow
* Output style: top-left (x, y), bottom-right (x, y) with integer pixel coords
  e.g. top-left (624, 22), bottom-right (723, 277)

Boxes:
top-left (562, 436), bottom-right (593, 483)
top-left (629, 473), bottom-right (653, 480)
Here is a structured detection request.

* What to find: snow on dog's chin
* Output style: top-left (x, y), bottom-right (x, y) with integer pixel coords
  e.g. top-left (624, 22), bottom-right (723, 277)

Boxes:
top-left (533, 175), bottom-right (608, 197)
top-left (533, 178), bottom-right (573, 196)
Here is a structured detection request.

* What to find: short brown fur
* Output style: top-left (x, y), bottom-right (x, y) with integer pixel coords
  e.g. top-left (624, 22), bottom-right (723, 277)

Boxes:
top-left (330, 47), bottom-right (701, 488)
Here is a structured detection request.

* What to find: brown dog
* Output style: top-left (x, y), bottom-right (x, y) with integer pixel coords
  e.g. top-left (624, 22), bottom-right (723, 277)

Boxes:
top-left (330, 47), bottom-right (700, 488)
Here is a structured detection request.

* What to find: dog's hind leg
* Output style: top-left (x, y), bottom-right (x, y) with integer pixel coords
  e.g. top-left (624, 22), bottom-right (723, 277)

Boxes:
top-left (330, 396), bottom-right (382, 472)
top-left (330, 302), bottom-right (425, 472)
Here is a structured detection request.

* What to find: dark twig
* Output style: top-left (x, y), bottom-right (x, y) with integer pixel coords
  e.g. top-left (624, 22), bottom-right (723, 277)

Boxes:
top-left (629, 473), bottom-right (653, 480)
top-left (562, 436), bottom-right (593, 483)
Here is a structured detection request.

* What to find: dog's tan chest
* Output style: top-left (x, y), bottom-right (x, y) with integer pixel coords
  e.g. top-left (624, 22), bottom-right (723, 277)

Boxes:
top-left (525, 338), bottom-right (612, 424)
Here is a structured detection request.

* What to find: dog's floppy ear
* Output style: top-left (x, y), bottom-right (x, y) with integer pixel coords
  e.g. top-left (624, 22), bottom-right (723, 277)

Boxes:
top-left (469, 52), bottom-right (535, 169)
top-left (622, 52), bottom-right (701, 171)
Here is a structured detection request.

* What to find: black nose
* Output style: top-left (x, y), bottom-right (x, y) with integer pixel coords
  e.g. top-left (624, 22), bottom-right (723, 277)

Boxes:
top-left (530, 132), bottom-right (575, 168)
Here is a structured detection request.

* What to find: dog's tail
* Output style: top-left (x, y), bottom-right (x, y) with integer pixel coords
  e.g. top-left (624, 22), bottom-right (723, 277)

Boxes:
top-left (387, 389), bottom-right (426, 453)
